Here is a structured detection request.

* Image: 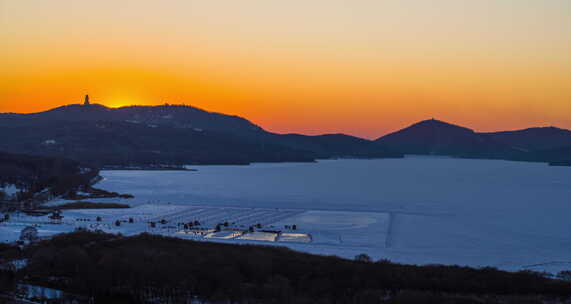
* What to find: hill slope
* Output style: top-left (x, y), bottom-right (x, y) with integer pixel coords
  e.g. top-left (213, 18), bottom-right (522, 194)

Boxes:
top-left (0, 103), bottom-right (264, 137)
top-left (270, 133), bottom-right (402, 159)
top-left (0, 120), bottom-right (315, 165)
top-left (375, 119), bottom-right (514, 157)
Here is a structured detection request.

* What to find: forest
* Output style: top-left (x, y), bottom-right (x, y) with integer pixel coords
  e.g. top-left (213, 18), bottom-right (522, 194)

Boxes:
top-left (0, 232), bottom-right (569, 303)
top-left (0, 152), bottom-right (99, 202)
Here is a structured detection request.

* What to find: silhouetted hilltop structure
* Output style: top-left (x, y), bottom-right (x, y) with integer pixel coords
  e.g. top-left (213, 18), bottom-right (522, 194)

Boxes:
top-left (0, 100), bottom-right (401, 166)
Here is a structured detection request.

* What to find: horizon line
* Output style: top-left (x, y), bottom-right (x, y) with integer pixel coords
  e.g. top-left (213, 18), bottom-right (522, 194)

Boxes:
top-left (0, 101), bottom-right (567, 140)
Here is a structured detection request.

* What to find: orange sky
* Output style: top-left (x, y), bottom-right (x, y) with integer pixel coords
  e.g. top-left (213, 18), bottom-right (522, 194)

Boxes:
top-left (1, 0), bottom-right (570, 138)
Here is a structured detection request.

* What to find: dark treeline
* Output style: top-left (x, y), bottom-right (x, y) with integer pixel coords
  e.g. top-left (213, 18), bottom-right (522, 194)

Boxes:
top-left (1, 232), bottom-right (569, 303)
top-left (0, 152), bottom-right (99, 202)
top-left (0, 120), bottom-right (317, 166)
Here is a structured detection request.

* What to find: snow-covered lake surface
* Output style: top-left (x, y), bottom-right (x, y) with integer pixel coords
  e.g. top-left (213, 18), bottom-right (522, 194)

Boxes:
top-left (3, 157), bottom-right (571, 275)
top-left (91, 157), bottom-right (571, 273)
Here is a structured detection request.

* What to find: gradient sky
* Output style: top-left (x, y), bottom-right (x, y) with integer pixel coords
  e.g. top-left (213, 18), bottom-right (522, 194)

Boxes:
top-left (1, 0), bottom-right (570, 138)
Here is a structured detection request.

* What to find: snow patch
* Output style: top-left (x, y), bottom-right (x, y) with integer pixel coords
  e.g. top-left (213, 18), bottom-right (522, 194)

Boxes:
top-left (206, 230), bottom-right (243, 239)
top-left (79, 167), bottom-right (92, 174)
top-left (1, 184), bottom-right (21, 198)
top-left (17, 284), bottom-right (64, 300)
top-left (238, 231), bottom-right (277, 242)
top-left (277, 233), bottom-right (311, 243)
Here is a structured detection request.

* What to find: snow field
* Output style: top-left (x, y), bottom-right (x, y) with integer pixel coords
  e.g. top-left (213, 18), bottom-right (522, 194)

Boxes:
top-left (0, 204), bottom-right (312, 244)
top-left (272, 210), bottom-right (390, 247)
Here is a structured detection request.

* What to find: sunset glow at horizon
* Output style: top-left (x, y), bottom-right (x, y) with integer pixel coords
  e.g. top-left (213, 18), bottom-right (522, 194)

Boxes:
top-left (1, 0), bottom-right (570, 138)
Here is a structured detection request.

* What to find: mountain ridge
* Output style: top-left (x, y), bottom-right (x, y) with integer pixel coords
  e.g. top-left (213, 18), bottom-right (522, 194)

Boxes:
top-left (1, 103), bottom-right (569, 165)
top-left (0, 103), bottom-right (401, 165)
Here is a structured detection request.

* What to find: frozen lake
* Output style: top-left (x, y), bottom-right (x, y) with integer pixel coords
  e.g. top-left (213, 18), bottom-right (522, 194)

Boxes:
top-left (96, 157), bottom-right (571, 272)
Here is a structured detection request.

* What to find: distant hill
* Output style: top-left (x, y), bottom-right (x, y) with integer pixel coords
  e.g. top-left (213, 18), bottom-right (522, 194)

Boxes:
top-left (375, 119), bottom-right (515, 157)
top-left (0, 103), bottom-right (400, 165)
top-left (482, 127), bottom-right (571, 151)
top-left (375, 119), bottom-right (571, 162)
top-left (0, 103), bottom-right (264, 137)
